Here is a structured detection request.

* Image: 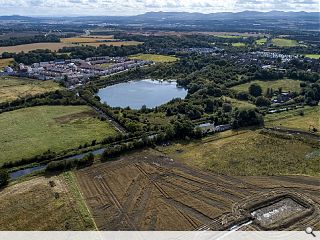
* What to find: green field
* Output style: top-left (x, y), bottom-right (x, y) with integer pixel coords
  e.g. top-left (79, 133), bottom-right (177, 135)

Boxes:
top-left (129, 54), bottom-right (178, 63)
top-left (0, 77), bottom-right (61, 103)
top-left (231, 42), bottom-right (246, 47)
top-left (222, 96), bottom-right (256, 109)
top-left (256, 38), bottom-right (267, 45)
top-left (0, 105), bottom-right (118, 164)
top-left (271, 38), bottom-right (298, 47)
top-left (265, 106), bottom-right (319, 133)
top-left (231, 79), bottom-right (301, 94)
top-left (304, 54), bottom-right (320, 59)
top-left (158, 130), bottom-right (319, 176)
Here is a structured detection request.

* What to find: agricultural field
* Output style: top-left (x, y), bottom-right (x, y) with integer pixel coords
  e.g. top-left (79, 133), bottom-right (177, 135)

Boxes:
top-left (265, 106), bottom-right (319, 134)
top-left (0, 173), bottom-right (95, 230)
top-left (222, 96), bottom-right (255, 109)
top-left (0, 76), bottom-right (61, 103)
top-left (304, 54), bottom-right (320, 59)
top-left (271, 38), bottom-right (298, 47)
top-left (256, 38), bottom-right (267, 45)
top-left (158, 130), bottom-right (320, 176)
top-left (0, 58), bottom-right (14, 70)
top-left (129, 54), bottom-right (178, 63)
top-left (0, 42), bottom-right (70, 54)
top-left (60, 36), bottom-right (114, 43)
top-left (0, 105), bottom-right (118, 164)
top-left (231, 42), bottom-right (246, 47)
top-left (231, 79), bottom-right (301, 94)
top-left (75, 149), bottom-right (320, 230)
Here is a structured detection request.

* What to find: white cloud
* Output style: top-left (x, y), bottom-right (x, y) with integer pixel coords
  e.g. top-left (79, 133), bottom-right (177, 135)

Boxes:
top-left (0, 0), bottom-right (318, 16)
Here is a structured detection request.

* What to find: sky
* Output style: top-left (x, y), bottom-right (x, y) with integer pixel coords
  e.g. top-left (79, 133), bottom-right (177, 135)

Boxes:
top-left (0, 0), bottom-right (319, 16)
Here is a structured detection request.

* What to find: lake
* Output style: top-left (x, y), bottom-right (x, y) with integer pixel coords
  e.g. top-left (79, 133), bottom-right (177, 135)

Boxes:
top-left (97, 79), bottom-right (187, 109)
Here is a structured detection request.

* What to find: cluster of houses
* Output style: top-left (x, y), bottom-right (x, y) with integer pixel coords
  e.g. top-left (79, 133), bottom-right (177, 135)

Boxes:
top-left (197, 122), bottom-right (232, 134)
top-left (250, 51), bottom-right (297, 63)
top-left (1, 56), bottom-right (152, 87)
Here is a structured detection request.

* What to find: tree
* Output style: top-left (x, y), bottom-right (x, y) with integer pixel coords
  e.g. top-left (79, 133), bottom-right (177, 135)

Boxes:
top-left (222, 103), bottom-right (232, 112)
top-left (0, 169), bottom-right (9, 187)
top-left (249, 83), bottom-right (262, 97)
top-left (255, 96), bottom-right (271, 107)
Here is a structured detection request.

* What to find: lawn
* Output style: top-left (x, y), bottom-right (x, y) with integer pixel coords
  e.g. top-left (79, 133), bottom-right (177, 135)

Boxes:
top-left (0, 58), bottom-right (14, 69)
top-left (265, 106), bottom-right (319, 134)
top-left (304, 54), bottom-right (320, 59)
top-left (158, 130), bottom-right (319, 176)
top-left (231, 42), bottom-right (246, 47)
top-left (271, 38), bottom-right (298, 47)
top-left (129, 54), bottom-right (178, 63)
top-left (231, 79), bottom-right (301, 94)
top-left (0, 174), bottom-right (95, 230)
top-left (0, 105), bottom-right (118, 164)
top-left (0, 76), bottom-right (61, 103)
top-left (222, 96), bottom-right (256, 109)
top-left (256, 38), bottom-right (267, 45)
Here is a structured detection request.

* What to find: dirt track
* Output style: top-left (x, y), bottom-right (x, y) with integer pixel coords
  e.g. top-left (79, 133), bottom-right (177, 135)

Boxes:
top-left (75, 149), bottom-right (320, 231)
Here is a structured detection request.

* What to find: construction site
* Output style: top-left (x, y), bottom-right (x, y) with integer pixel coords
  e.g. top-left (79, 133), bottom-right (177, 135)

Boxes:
top-left (75, 149), bottom-right (320, 231)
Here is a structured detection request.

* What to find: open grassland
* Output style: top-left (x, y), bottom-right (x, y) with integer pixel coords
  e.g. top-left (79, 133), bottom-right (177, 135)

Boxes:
top-left (265, 106), bottom-right (319, 134)
top-left (304, 54), bottom-right (320, 59)
top-left (76, 149), bottom-right (320, 230)
top-left (158, 130), bottom-right (319, 176)
top-left (256, 38), bottom-right (267, 45)
top-left (0, 105), bottom-right (118, 164)
top-left (231, 79), bottom-right (301, 94)
top-left (129, 54), bottom-right (178, 63)
top-left (0, 174), bottom-right (95, 230)
top-left (231, 42), bottom-right (246, 47)
top-left (0, 76), bottom-right (61, 103)
top-left (222, 96), bottom-right (256, 109)
top-left (0, 42), bottom-right (70, 54)
top-left (0, 58), bottom-right (14, 69)
top-left (271, 38), bottom-right (298, 47)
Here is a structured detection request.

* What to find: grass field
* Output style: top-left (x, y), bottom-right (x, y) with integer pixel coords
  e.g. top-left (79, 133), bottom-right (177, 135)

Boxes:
top-left (129, 54), bottom-right (178, 63)
top-left (271, 38), bottom-right (298, 47)
top-left (222, 96), bottom-right (256, 109)
top-left (0, 105), bottom-right (118, 164)
top-left (158, 130), bottom-right (319, 176)
top-left (265, 106), bottom-right (319, 133)
top-left (256, 38), bottom-right (267, 45)
top-left (0, 76), bottom-right (61, 103)
top-left (0, 174), bottom-right (95, 230)
top-left (0, 42), bottom-right (71, 54)
top-left (0, 58), bottom-right (14, 69)
top-left (231, 42), bottom-right (246, 47)
top-left (231, 79), bottom-right (301, 94)
top-left (304, 54), bottom-right (320, 59)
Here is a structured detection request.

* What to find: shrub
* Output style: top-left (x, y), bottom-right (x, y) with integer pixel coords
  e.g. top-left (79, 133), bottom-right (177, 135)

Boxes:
top-left (0, 170), bottom-right (9, 187)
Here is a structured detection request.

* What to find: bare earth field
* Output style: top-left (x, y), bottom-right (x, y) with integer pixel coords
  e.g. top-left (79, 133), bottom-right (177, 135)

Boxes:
top-left (0, 42), bottom-right (71, 54)
top-left (0, 173), bottom-right (95, 230)
top-left (75, 149), bottom-right (320, 231)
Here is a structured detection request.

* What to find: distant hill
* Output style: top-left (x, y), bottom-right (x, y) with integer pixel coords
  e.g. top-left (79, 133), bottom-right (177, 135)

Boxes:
top-left (0, 15), bottom-right (35, 21)
top-left (132, 11), bottom-right (320, 21)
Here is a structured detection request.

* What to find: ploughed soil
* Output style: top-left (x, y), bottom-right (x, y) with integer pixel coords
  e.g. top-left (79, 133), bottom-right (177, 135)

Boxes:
top-left (75, 149), bottom-right (320, 231)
